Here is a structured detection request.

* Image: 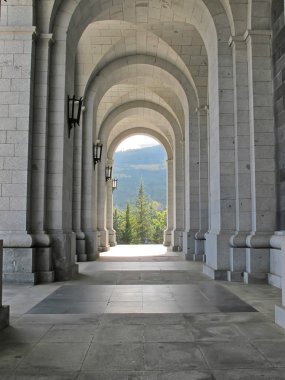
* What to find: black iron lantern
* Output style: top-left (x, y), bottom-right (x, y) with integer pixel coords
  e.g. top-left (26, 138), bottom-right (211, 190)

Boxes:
top-left (93, 141), bottom-right (103, 169)
top-left (112, 178), bottom-right (118, 191)
top-left (67, 95), bottom-right (83, 137)
top-left (105, 166), bottom-right (112, 181)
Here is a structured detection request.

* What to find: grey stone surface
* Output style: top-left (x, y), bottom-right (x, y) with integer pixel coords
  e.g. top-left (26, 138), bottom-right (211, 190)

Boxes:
top-left (1, 256), bottom-right (285, 377)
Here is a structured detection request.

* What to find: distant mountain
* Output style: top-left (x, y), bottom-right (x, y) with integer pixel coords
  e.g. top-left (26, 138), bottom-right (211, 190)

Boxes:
top-left (113, 145), bottom-right (167, 210)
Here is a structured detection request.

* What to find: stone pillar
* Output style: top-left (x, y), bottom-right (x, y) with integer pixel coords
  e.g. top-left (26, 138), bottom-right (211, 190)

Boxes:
top-left (275, 236), bottom-right (285, 329)
top-left (0, 26), bottom-right (53, 284)
top-left (227, 36), bottom-right (251, 282)
top-left (172, 140), bottom-right (185, 251)
top-left (164, 159), bottom-right (173, 247)
top-left (107, 176), bottom-right (116, 246)
top-left (203, 41), bottom-right (236, 280)
top-left (97, 155), bottom-right (109, 251)
top-left (194, 106), bottom-right (209, 260)
top-left (46, 33), bottom-right (78, 281)
top-left (81, 106), bottom-right (97, 261)
top-left (243, 30), bottom-right (276, 283)
top-left (72, 109), bottom-right (86, 262)
top-left (184, 111), bottom-right (199, 260)
top-left (0, 241), bottom-right (9, 330)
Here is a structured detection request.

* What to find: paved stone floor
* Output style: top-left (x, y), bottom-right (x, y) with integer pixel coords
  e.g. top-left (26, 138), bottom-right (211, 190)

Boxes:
top-left (1, 246), bottom-right (285, 379)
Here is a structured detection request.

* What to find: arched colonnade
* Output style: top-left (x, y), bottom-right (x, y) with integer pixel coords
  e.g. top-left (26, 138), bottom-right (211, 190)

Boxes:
top-left (0, 0), bottom-right (284, 328)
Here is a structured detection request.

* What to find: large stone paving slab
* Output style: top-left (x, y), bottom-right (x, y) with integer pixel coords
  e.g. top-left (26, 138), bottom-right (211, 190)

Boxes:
top-left (26, 283), bottom-right (257, 314)
top-left (144, 342), bottom-right (207, 371)
top-left (82, 342), bottom-right (144, 371)
top-left (198, 341), bottom-right (271, 370)
top-left (1, 259), bottom-right (284, 379)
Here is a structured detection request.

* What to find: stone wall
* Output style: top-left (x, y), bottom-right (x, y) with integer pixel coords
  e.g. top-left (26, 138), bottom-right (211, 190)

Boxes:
top-left (273, 1), bottom-right (285, 228)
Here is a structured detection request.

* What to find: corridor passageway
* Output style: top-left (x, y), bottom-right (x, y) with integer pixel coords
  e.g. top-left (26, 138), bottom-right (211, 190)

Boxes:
top-left (1, 246), bottom-right (285, 379)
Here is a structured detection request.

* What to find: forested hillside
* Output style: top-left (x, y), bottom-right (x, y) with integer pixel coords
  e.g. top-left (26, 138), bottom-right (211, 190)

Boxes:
top-left (113, 145), bottom-right (167, 209)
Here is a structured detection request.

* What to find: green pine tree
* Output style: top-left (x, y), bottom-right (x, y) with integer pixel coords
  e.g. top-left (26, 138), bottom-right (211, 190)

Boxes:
top-left (134, 181), bottom-right (152, 243)
top-left (122, 202), bottom-right (133, 243)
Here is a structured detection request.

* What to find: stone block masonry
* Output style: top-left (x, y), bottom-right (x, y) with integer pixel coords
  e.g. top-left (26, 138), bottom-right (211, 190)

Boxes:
top-left (273, 2), bottom-right (285, 228)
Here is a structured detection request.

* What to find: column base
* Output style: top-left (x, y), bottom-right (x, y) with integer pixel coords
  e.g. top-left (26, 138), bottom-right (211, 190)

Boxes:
top-left (76, 239), bottom-right (86, 260)
top-left (275, 305), bottom-right (285, 330)
top-left (98, 245), bottom-right (110, 252)
top-left (227, 271), bottom-right (244, 282)
top-left (36, 271), bottom-right (55, 284)
top-left (172, 245), bottom-right (182, 252)
top-left (204, 231), bottom-right (232, 277)
top-left (203, 264), bottom-right (228, 280)
top-left (3, 248), bottom-right (55, 284)
top-left (3, 272), bottom-right (37, 284)
top-left (268, 273), bottom-right (282, 288)
top-left (244, 248), bottom-right (270, 284)
top-left (87, 252), bottom-right (98, 261)
top-left (76, 254), bottom-right (87, 262)
top-left (49, 231), bottom-right (77, 281)
top-left (186, 253), bottom-right (204, 262)
top-left (195, 239), bottom-right (205, 256)
top-left (0, 305), bottom-right (9, 330)
top-left (243, 272), bottom-right (268, 284)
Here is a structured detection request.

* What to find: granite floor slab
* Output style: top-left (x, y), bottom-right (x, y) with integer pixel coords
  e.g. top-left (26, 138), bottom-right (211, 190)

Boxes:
top-left (1, 246), bottom-right (285, 379)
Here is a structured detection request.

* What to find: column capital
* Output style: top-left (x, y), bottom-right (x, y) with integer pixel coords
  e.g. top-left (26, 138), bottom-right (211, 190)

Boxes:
top-left (39, 33), bottom-right (55, 46)
top-left (228, 35), bottom-right (244, 47)
top-left (195, 105), bottom-right (209, 113)
top-left (243, 29), bottom-right (272, 42)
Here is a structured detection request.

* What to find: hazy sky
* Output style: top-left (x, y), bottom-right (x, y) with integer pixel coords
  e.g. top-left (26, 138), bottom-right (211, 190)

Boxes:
top-left (116, 135), bottom-right (159, 152)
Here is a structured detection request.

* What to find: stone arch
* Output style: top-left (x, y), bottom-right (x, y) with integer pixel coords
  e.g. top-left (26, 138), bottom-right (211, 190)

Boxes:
top-left (107, 128), bottom-right (173, 247)
top-left (108, 129), bottom-right (173, 161)
top-left (98, 101), bottom-right (182, 143)
top-left (45, 0), bottom-right (235, 271)
top-left (94, 100), bottom-right (184, 251)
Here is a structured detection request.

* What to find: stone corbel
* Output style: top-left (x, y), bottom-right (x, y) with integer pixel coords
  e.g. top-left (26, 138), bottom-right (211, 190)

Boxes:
top-left (245, 232), bottom-right (272, 248)
top-left (0, 232), bottom-right (51, 248)
top-left (229, 232), bottom-right (248, 248)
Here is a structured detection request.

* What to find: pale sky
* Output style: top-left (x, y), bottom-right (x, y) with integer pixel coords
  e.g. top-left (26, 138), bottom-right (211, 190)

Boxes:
top-left (116, 135), bottom-right (160, 152)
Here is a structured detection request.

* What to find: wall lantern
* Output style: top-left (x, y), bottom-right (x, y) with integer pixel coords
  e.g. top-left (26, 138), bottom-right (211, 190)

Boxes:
top-left (0, 0), bottom-right (7, 18)
top-left (112, 178), bottom-right (118, 191)
top-left (93, 141), bottom-right (103, 169)
top-left (105, 166), bottom-right (112, 182)
top-left (67, 95), bottom-right (83, 138)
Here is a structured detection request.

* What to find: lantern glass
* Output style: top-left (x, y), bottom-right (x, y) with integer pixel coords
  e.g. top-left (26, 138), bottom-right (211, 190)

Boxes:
top-left (105, 166), bottom-right (112, 181)
top-left (68, 96), bottom-right (83, 125)
top-left (112, 179), bottom-right (118, 190)
top-left (93, 142), bottom-right (103, 164)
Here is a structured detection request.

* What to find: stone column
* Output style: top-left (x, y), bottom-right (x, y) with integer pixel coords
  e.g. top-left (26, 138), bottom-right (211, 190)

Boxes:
top-left (184, 111), bottom-right (200, 260)
top-left (276, 235), bottom-right (285, 329)
top-left (227, 36), bottom-right (252, 282)
top-left (244, 30), bottom-right (276, 283)
top-left (106, 169), bottom-right (116, 246)
top-left (194, 106), bottom-right (209, 259)
top-left (0, 241), bottom-right (9, 330)
top-left (81, 106), bottom-right (97, 261)
top-left (203, 41), bottom-right (236, 280)
top-left (72, 108), bottom-right (86, 262)
top-left (0, 26), bottom-right (52, 284)
top-left (97, 156), bottom-right (110, 251)
top-left (172, 140), bottom-right (185, 251)
top-left (163, 159), bottom-right (173, 247)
